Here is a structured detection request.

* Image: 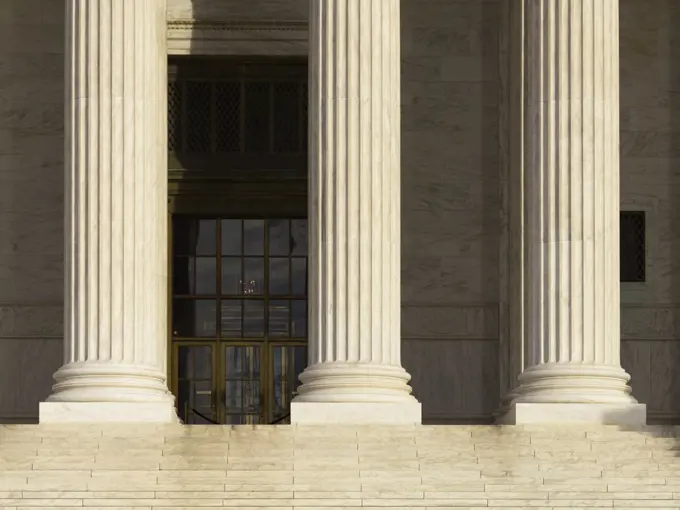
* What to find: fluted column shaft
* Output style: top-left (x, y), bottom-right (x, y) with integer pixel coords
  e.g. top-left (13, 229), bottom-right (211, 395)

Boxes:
top-left (40, 0), bottom-right (175, 422)
top-left (291, 0), bottom-right (420, 424)
top-left (501, 0), bottom-right (644, 424)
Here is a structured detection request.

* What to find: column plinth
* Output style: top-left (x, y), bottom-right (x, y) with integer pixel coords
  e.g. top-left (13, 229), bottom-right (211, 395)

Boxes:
top-left (39, 0), bottom-right (176, 423)
top-left (290, 0), bottom-right (421, 425)
top-left (498, 0), bottom-right (645, 425)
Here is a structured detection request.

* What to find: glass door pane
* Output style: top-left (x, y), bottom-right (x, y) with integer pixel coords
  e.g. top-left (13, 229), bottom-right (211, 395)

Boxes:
top-left (223, 345), bottom-right (261, 424)
top-left (175, 344), bottom-right (215, 424)
top-left (271, 344), bottom-right (307, 424)
top-left (171, 216), bottom-right (308, 424)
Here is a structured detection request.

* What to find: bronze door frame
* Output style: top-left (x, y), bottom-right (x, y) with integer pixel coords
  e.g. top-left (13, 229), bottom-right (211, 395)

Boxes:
top-left (168, 201), bottom-right (308, 424)
top-left (166, 55), bottom-right (309, 425)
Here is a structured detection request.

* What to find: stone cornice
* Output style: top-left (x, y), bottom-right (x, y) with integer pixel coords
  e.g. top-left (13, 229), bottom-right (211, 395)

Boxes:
top-left (167, 19), bottom-right (307, 32)
top-left (166, 19), bottom-right (308, 55)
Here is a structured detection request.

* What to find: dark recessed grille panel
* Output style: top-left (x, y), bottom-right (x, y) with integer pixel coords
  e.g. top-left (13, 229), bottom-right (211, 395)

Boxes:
top-left (168, 81), bottom-right (183, 152)
top-left (168, 62), bottom-right (308, 161)
top-left (186, 81), bottom-right (211, 153)
top-left (245, 82), bottom-right (271, 153)
top-left (620, 211), bottom-right (646, 283)
top-left (215, 82), bottom-right (241, 152)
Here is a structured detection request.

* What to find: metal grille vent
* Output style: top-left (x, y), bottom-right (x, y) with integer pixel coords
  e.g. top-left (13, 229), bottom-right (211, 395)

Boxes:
top-left (168, 78), bottom-right (307, 155)
top-left (168, 81), bottom-right (182, 152)
top-left (620, 211), bottom-right (646, 283)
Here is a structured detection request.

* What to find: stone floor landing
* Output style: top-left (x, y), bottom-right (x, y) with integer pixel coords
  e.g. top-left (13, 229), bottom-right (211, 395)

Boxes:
top-left (2, 424), bottom-right (680, 508)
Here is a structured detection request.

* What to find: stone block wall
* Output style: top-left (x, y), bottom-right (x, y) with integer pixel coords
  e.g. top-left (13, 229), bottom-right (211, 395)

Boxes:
top-left (619, 0), bottom-right (680, 423)
top-left (0, 0), bottom-right (678, 424)
top-left (169, 0), bottom-right (503, 424)
top-left (0, 0), bottom-right (65, 422)
top-left (399, 0), bottom-right (500, 423)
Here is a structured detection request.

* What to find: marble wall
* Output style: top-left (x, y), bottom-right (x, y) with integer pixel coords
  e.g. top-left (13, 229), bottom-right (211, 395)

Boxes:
top-left (0, 0), bottom-right (676, 424)
top-left (619, 0), bottom-right (680, 423)
top-left (399, 0), bottom-right (500, 423)
top-left (176, 0), bottom-right (501, 425)
top-left (0, 0), bottom-right (65, 423)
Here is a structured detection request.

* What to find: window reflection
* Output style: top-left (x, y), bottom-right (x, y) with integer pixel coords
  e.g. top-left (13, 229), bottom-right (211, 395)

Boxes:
top-left (291, 258), bottom-right (306, 295)
top-left (224, 346), bottom-right (260, 421)
top-left (269, 258), bottom-right (289, 295)
top-left (171, 216), bottom-right (308, 424)
top-left (243, 258), bottom-right (264, 295)
top-left (195, 257), bottom-right (216, 295)
top-left (243, 300), bottom-right (265, 337)
top-left (173, 299), bottom-right (216, 337)
top-left (269, 300), bottom-right (289, 337)
top-left (272, 345), bottom-right (306, 421)
top-left (220, 300), bottom-right (242, 337)
top-left (244, 220), bottom-right (264, 255)
top-left (291, 220), bottom-right (307, 255)
top-left (177, 345), bottom-right (213, 424)
top-left (269, 219), bottom-right (290, 255)
top-left (291, 300), bottom-right (307, 338)
top-left (221, 219), bottom-right (242, 256)
top-left (195, 220), bottom-right (217, 255)
top-left (221, 258), bottom-right (242, 294)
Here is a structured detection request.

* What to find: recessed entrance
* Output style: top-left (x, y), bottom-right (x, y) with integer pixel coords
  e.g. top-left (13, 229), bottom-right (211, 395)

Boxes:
top-left (167, 56), bottom-right (308, 424)
top-left (171, 217), bottom-right (308, 424)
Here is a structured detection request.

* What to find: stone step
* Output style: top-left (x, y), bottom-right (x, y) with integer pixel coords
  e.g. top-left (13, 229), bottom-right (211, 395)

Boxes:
top-left (1, 425), bottom-right (680, 508)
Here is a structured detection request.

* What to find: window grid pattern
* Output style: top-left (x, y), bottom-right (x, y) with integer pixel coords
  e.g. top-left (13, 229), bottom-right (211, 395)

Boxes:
top-left (171, 217), bottom-right (307, 425)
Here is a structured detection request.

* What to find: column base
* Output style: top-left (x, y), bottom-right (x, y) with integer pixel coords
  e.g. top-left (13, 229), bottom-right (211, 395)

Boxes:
top-left (46, 361), bottom-right (175, 403)
top-left (39, 401), bottom-right (179, 424)
top-left (497, 403), bottom-right (647, 425)
top-left (291, 402), bottom-right (422, 425)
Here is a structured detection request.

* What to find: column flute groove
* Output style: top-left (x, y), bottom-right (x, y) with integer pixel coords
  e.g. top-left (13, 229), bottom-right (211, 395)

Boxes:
top-left (40, 0), bottom-right (175, 423)
top-left (292, 0), bottom-right (421, 424)
top-left (499, 0), bottom-right (645, 425)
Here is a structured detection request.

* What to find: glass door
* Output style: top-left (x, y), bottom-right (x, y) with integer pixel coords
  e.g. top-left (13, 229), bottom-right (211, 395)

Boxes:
top-left (170, 216), bottom-right (308, 424)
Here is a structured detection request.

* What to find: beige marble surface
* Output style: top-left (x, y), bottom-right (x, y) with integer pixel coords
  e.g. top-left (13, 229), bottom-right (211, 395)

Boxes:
top-left (2, 0), bottom-right (680, 426)
top-left (40, 0), bottom-right (177, 422)
top-left (292, 0), bottom-right (420, 424)
top-left (0, 424), bottom-right (680, 508)
top-left (0, 0), bottom-right (65, 423)
top-left (498, 0), bottom-right (641, 424)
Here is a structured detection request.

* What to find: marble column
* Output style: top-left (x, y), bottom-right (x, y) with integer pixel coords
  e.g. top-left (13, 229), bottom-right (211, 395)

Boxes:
top-left (39, 0), bottom-right (176, 423)
top-left (290, 0), bottom-right (421, 424)
top-left (498, 0), bottom-right (645, 425)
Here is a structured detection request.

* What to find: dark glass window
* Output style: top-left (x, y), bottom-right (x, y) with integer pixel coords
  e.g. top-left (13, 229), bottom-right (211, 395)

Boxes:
top-left (620, 211), bottom-right (645, 283)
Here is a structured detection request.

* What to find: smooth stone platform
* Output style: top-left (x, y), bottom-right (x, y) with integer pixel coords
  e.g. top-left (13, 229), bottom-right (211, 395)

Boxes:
top-left (1, 424), bottom-right (679, 508)
top-left (499, 403), bottom-right (648, 425)
top-left (39, 402), bottom-right (179, 424)
top-left (290, 402), bottom-right (422, 424)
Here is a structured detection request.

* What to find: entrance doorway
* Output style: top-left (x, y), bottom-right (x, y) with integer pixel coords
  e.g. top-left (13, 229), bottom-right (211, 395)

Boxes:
top-left (171, 217), bottom-right (308, 424)
top-left (167, 56), bottom-right (308, 424)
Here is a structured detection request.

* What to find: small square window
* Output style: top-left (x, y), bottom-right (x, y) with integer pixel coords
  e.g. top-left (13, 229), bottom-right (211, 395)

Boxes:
top-left (620, 211), bottom-right (645, 283)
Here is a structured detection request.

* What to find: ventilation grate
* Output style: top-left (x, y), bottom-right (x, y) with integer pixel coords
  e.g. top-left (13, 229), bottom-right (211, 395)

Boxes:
top-left (620, 211), bottom-right (646, 283)
top-left (215, 82), bottom-right (241, 152)
top-left (168, 81), bottom-right (183, 152)
top-left (168, 72), bottom-right (307, 156)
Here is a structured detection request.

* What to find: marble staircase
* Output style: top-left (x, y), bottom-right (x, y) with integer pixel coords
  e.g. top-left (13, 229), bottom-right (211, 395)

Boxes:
top-left (2, 424), bottom-right (680, 508)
